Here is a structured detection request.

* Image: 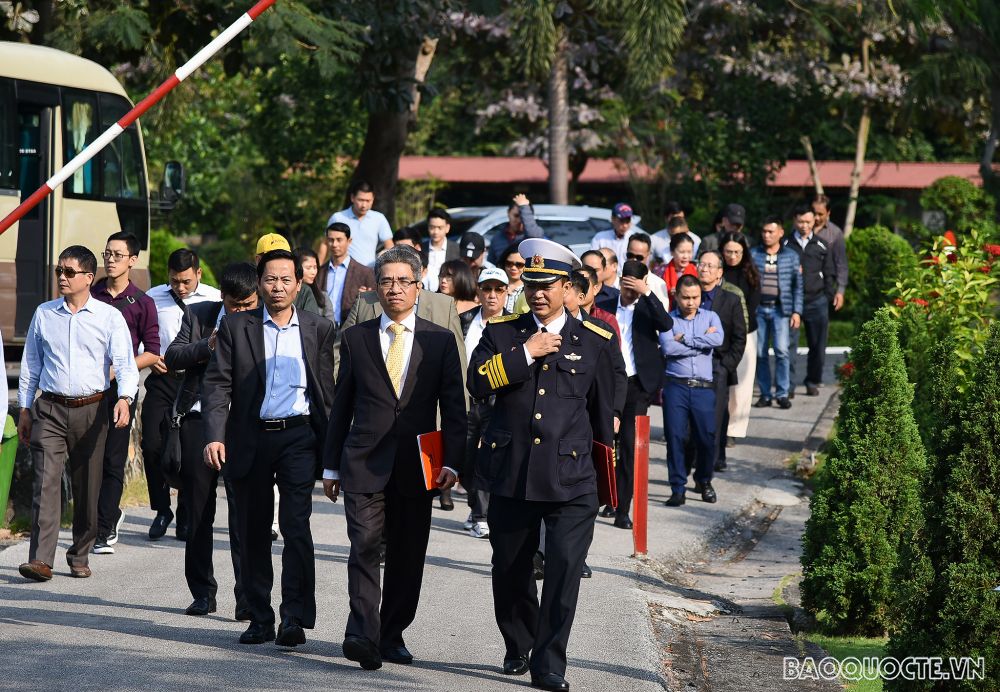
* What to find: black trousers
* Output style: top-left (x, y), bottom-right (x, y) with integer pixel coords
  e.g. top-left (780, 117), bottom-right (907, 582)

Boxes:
top-left (230, 425), bottom-right (317, 628)
top-left (96, 381), bottom-right (138, 538)
top-left (140, 374), bottom-right (184, 517)
top-left (465, 399), bottom-right (493, 521)
top-left (789, 294), bottom-right (830, 387)
top-left (343, 484), bottom-right (433, 648)
top-left (180, 413), bottom-right (243, 605)
top-left (489, 492), bottom-right (597, 678)
top-left (617, 376), bottom-right (651, 519)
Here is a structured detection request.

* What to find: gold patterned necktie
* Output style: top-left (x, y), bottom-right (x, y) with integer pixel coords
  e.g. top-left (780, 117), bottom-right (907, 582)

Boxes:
top-left (385, 323), bottom-right (407, 395)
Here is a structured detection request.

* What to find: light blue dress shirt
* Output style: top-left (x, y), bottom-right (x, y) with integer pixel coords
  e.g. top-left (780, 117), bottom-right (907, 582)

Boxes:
top-left (18, 296), bottom-right (139, 408)
top-left (659, 308), bottom-right (724, 381)
top-left (260, 307), bottom-right (310, 419)
top-left (327, 206), bottom-right (392, 266)
top-left (325, 257), bottom-right (350, 324)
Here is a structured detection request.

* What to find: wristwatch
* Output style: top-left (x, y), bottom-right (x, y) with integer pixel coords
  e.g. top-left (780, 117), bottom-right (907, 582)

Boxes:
top-left (118, 395), bottom-right (134, 406)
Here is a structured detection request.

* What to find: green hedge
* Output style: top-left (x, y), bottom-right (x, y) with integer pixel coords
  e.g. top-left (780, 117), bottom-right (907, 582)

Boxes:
top-left (845, 226), bottom-right (917, 332)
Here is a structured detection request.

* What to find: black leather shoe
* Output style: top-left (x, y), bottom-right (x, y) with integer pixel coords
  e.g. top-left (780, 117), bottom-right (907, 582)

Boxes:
top-left (754, 396), bottom-right (772, 408)
top-left (175, 522), bottom-right (189, 541)
top-left (235, 607), bottom-right (253, 622)
top-left (185, 596), bottom-right (217, 616)
top-left (664, 493), bottom-right (686, 507)
top-left (276, 617), bottom-right (306, 647)
top-left (239, 621), bottom-right (276, 645)
top-left (714, 458), bottom-right (728, 472)
top-left (380, 644), bottom-right (413, 664)
top-left (502, 655), bottom-right (529, 675)
top-left (532, 551), bottom-right (544, 580)
top-left (581, 562), bottom-right (592, 579)
top-left (777, 397), bottom-right (792, 409)
top-left (343, 635), bottom-right (382, 670)
top-left (700, 482), bottom-right (718, 503)
top-left (148, 510), bottom-right (173, 541)
top-left (788, 388), bottom-right (796, 400)
top-left (598, 505), bottom-right (615, 518)
top-left (806, 384), bottom-right (820, 396)
top-left (613, 515), bottom-right (633, 530)
top-left (438, 488), bottom-right (454, 511)
top-left (531, 673), bottom-right (570, 691)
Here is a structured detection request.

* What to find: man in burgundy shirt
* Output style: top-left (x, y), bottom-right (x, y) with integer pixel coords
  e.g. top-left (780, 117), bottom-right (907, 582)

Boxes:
top-left (90, 231), bottom-right (161, 554)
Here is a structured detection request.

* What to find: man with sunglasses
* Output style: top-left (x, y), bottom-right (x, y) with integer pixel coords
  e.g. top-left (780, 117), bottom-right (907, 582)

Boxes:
top-left (17, 246), bottom-right (138, 582)
top-left (625, 232), bottom-right (670, 309)
top-left (90, 232), bottom-right (161, 555)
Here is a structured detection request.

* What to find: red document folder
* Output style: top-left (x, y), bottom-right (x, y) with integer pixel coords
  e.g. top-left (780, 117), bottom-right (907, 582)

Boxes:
top-left (417, 430), bottom-right (444, 491)
top-left (592, 441), bottom-right (617, 508)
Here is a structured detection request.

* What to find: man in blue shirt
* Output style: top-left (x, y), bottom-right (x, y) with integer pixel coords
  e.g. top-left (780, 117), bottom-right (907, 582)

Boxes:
top-left (17, 246), bottom-right (138, 582)
top-left (327, 180), bottom-right (394, 267)
top-left (659, 274), bottom-right (724, 506)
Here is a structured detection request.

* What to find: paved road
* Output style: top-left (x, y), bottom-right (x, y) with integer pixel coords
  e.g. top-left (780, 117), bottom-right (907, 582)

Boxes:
top-left (0, 355), bottom-right (840, 691)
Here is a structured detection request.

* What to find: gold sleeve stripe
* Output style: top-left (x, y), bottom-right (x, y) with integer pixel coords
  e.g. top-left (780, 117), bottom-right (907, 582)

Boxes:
top-left (478, 362), bottom-right (498, 389)
top-left (488, 355), bottom-right (507, 387)
top-left (494, 352), bottom-right (508, 387)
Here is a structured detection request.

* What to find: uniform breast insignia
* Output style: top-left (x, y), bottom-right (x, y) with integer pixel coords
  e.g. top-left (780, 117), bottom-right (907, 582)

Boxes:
top-left (564, 353), bottom-right (582, 361)
top-left (488, 313), bottom-right (521, 324)
top-left (581, 321), bottom-right (612, 340)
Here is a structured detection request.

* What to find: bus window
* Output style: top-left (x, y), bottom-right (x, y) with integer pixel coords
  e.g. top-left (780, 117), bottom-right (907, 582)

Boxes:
top-left (62, 90), bottom-right (98, 197)
top-left (99, 93), bottom-right (143, 200)
top-left (0, 80), bottom-right (16, 190)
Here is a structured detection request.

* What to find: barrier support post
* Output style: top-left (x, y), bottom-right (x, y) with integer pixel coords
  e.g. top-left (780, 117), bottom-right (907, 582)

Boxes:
top-left (632, 415), bottom-right (650, 557)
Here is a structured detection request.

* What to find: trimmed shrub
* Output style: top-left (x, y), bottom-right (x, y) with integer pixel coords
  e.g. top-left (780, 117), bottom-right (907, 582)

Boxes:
top-left (919, 176), bottom-right (997, 238)
top-left (801, 308), bottom-right (927, 635)
top-left (845, 225), bottom-right (918, 332)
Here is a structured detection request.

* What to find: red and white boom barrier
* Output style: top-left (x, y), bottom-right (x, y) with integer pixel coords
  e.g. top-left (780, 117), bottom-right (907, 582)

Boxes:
top-left (0, 0), bottom-right (278, 236)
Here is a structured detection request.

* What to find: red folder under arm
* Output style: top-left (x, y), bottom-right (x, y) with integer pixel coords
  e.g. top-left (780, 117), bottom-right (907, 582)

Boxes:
top-left (417, 430), bottom-right (444, 491)
top-left (592, 441), bottom-right (617, 508)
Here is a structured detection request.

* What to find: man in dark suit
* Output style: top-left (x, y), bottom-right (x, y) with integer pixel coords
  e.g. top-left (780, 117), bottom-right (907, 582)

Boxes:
top-left (469, 238), bottom-right (616, 692)
top-left (695, 251), bottom-right (747, 473)
top-left (164, 262), bottom-right (258, 618)
top-left (316, 222), bottom-right (376, 326)
top-left (596, 260), bottom-right (673, 528)
top-left (323, 245), bottom-right (467, 670)
top-left (422, 208), bottom-right (460, 293)
top-left (202, 249), bottom-right (336, 647)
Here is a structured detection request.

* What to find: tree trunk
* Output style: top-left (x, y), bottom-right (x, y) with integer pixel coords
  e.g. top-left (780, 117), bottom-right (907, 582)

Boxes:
top-left (801, 135), bottom-right (824, 197)
top-left (350, 37), bottom-right (439, 227)
top-left (547, 30), bottom-right (570, 205)
top-left (844, 107), bottom-right (871, 238)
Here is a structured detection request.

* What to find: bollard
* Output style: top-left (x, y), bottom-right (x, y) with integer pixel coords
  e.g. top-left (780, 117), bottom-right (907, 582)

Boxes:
top-left (0, 414), bottom-right (17, 525)
top-left (632, 415), bottom-right (650, 556)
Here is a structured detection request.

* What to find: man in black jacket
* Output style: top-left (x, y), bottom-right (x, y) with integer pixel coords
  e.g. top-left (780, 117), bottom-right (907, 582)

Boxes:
top-left (695, 252), bottom-right (747, 473)
top-left (596, 260), bottom-right (673, 529)
top-left (203, 250), bottom-right (336, 648)
top-left (785, 205), bottom-right (836, 396)
top-left (164, 262), bottom-right (258, 618)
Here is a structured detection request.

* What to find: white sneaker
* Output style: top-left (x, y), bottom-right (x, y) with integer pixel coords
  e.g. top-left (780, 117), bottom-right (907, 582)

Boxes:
top-left (462, 512), bottom-right (475, 531)
top-left (92, 541), bottom-right (114, 555)
top-left (468, 521), bottom-right (490, 539)
top-left (107, 509), bottom-right (125, 546)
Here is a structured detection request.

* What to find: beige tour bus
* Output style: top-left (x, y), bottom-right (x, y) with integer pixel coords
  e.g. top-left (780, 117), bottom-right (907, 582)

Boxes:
top-left (1, 41), bottom-right (164, 352)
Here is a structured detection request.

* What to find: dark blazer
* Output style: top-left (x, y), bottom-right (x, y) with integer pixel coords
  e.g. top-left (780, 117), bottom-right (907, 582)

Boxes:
top-left (164, 300), bottom-right (224, 412)
top-left (581, 311), bottom-right (628, 418)
top-left (316, 258), bottom-right (376, 323)
top-left (596, 292), bottom-right (673, 394)
top-left (705, 287), bottom-right (747, 386)
top-left (421, 240), bottom-right (460, 268)
top-left (324, 316), bottom-right (467, 496)
top-left (202, 307), bottom-right (336, 480)
top-left (467, 312), bottom-right (616, 502)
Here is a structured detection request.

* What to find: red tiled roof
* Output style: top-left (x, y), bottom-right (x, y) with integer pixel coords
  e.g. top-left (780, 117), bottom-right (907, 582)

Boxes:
top-left (398, 156), bottom-right (988, 189)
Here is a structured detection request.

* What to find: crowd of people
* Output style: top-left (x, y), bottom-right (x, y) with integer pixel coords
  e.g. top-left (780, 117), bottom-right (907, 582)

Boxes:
top-left (12, 179), bottom-right (847, 691)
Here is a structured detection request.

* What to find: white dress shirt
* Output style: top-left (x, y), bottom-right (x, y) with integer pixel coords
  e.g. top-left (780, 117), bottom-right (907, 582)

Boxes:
top-left (260, 307), bottom-right (310, 419)
top-left (590, 230), bottom-right (635, 273)
top-left (464, 308), bottom-right (489, 359)
top-left (147, 282), bottom-right (222, 353)
top-left (616, 299), bottom-right (638, 377)
top-left (425, 241), bottom-right (448, 293)
top-left (18, 296), bottom-right (139, 408)
top-left (523, 310), bottom-right (568, 366)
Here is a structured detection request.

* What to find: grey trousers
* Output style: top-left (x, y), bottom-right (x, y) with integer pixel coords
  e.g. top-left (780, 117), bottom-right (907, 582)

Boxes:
top-left (28, 396), bottom-right (108, 569)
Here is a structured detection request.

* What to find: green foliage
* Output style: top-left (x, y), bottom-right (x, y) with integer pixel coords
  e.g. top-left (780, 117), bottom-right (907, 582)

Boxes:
top-left (889, 229), bottom-right (1000, 385)
top-left (801, 309), bottom-right (927, 635)
top-left (887, 323), bottom-right (1000, 691)
top-left (395, 177), bottom-right (449, 230)
top-left (148, 229), bottom-right (218, 288)
top-left (198, 238), bottom-right (253, 284)
top-left (919, 176), bottom-right (997, 236)
top-left (844, 226), bottom-right (918, 331)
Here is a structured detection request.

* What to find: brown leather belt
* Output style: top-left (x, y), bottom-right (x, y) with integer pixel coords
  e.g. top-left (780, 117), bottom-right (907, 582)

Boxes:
top-left (41, 390), bottom-right (107, 407)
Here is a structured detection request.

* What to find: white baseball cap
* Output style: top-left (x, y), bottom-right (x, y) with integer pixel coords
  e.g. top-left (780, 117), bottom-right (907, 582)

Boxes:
top-left (477, 266), bottom-right (509, 285)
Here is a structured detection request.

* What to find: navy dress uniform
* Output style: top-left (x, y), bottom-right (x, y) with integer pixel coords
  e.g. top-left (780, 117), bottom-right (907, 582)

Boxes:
top-left (468, 239), bottom-right (616, 691)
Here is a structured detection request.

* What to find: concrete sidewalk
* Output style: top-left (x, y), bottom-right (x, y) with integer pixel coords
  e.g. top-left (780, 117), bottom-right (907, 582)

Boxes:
top-left (0, 356), bottom-right (841, 691)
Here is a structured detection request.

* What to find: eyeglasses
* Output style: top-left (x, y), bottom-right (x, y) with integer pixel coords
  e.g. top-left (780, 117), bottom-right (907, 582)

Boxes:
top-left (480, 286), bottom-right (506, 294)
top-left (697, 262), bottom-right (721, 269)
top-left (377, 278), bottom-right (418, 290)
top-left (626, 253), bottom-right (646, 261)
top-left (54, 266), bottom-right (92, 278)
top-left (101, 251), bottom-right (132, 261)
top-left (505, 261), bottom-right (526, 269)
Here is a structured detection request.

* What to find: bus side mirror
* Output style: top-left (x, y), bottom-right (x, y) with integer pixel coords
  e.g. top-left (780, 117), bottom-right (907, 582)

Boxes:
top-left (161, 161), bottom-right (185, 202)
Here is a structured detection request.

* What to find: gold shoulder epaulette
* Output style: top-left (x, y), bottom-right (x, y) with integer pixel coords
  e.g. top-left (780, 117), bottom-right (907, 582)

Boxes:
top-left (488, 313), bottom-right (522, 324)
top-left (582, 321), bottom-right (612, 340)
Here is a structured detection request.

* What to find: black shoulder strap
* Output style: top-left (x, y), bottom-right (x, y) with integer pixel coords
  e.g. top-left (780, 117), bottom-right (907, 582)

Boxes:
top-left (168, 288), bottom-right (190, 317)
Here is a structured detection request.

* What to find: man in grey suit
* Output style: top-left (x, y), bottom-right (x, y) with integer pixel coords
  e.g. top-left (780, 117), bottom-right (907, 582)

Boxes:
top-left (336, 246), bottom-right (466, 381)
